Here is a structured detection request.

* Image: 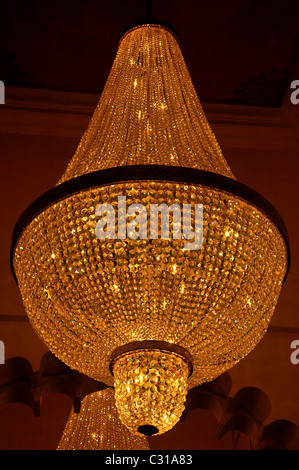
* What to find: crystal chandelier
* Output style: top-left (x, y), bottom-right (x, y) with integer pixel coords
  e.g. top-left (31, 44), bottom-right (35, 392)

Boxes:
top-left (11, 22), bottom-right (290, 437)
top-left (57, 388), bottom-right (149, 449)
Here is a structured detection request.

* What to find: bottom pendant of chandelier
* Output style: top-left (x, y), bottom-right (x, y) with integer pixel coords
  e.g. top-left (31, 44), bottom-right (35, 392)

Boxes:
top-left (57, 388), bottom-right (149, 450)
top-left (111, 347), bottom-right (191, 436)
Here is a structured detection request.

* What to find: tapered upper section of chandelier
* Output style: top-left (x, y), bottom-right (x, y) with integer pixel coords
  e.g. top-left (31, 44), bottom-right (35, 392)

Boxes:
top-left (58, 23), bottom-right (235, 184)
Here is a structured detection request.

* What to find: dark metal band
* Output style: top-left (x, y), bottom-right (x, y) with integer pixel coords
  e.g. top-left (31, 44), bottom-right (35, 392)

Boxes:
top-left (118, 21), bottom-right (182, 48)
top-left (10, 165), bottom-right (290, 283)
top-left (109, 340), bottom-right (194, 378)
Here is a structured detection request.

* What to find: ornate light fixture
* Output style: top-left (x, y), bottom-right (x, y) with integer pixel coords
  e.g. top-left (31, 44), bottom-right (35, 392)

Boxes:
top-left (11, 22), bottom-right (290, 437)
top-left (57, 388), bottom-right (149, 449)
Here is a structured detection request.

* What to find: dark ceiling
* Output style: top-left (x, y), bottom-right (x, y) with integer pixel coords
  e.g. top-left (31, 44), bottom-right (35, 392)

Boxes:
top-left (1, 0), bottom-right (299, 106)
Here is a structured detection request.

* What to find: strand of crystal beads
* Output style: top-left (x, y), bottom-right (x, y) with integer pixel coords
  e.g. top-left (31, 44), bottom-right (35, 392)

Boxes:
top-left (58, 24), bottom-right (234, 184)
top-left (57, 388), bottom-right (149, 450)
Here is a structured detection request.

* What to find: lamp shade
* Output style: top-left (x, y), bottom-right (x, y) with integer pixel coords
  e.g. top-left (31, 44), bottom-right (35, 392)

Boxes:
top-left (11, 23), bottom-right (289, 435)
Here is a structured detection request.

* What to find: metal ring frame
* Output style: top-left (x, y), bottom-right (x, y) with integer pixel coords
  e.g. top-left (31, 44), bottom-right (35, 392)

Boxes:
top-left (10, 165), bottom-right (291, 284)
top-left (118, 20), bottom-right (182, 48)
top-left (109, 340), bottom-right (194, 378)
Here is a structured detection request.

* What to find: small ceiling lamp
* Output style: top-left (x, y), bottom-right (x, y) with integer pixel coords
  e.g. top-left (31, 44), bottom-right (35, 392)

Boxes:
top-left (57, 388), bottom-right (149, 449)
top-left (11, 22), bottom-right (290, 436)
